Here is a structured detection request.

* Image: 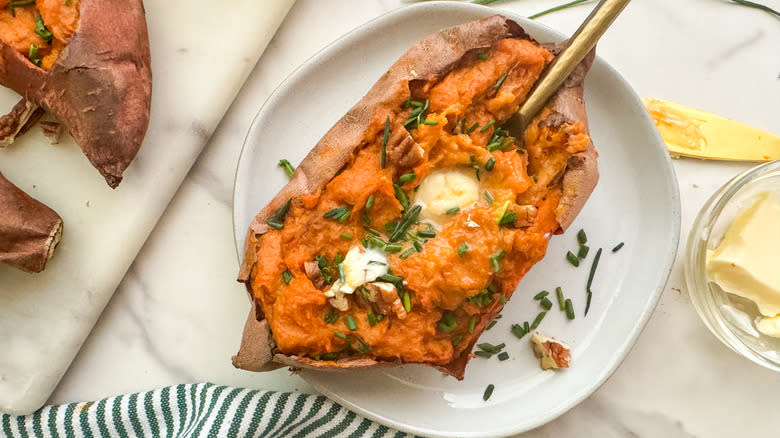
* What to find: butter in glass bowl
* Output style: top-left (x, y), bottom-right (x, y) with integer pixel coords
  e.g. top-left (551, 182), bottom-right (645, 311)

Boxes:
top-left (686, 161), bottom-right (780, 372)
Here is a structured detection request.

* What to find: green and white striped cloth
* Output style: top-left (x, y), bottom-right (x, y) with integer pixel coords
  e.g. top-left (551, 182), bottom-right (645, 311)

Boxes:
top-left (1, 383), bottom-right (418, 437)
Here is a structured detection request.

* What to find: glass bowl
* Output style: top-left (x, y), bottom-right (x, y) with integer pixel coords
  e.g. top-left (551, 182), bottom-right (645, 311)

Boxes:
top-left (686, 160), bottom-right (780, 372)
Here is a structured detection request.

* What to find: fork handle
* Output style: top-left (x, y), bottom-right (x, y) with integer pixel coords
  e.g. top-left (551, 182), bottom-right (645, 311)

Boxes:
top-left (516, 0), bottom-right (631, 126)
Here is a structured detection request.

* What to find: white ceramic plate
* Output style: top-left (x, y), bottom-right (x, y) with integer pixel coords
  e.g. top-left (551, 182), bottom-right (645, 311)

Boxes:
top-left (233, 3), bottom-right (680, 437)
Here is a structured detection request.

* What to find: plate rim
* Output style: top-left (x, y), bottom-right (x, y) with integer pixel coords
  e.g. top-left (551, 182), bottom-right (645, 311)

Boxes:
top-left (232, 2), bottom-right (682, 436)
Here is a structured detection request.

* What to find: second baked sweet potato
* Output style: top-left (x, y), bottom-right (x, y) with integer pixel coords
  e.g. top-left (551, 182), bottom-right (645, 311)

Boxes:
top-left (0, 0), bottom-right (152, 188)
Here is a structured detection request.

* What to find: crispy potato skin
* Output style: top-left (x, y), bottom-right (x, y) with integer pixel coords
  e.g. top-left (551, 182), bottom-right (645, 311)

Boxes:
top-left (234, 16), bottom-right (598, 378)
top-left (0, 0), bottom-right (152, 188)
top-left (0, 171), bottom-right (62, 273)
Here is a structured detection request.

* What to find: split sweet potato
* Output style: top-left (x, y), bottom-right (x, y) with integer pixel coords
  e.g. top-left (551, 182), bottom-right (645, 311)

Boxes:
top-left (0, 171), bottom-right (62, 273)
top-left (233, 16), bottom-right (598, 379)
top-left (0, 0), bottom-right (152, 188)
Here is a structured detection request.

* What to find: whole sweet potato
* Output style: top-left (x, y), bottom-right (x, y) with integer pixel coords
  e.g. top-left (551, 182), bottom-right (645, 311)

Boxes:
top-left (0, 0), bottom-right (152, 188)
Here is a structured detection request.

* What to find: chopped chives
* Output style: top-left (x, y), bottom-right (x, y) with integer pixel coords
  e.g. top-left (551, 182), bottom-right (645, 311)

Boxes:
top-left (381, 116), bottom-right (390, 168)
top-left (474, 351), bottom-right (492, 358)
top-left (422, 120), bottom-right (438, 126)
top-left (477, 342), bottom-right (505, 354)
top-left (492, 71), bottom-right (509, 90)
top-left (324, 309), bottom-right (338, 324)
top-left (577, 229), bottom-right (587, 245)
top-left (530, 311), bottom-right (547, 330)
top-left (489, 250), bottom-right (505, 272)
top-left (586, 247), bottom-right (603, 293)
top-left (383, 243), bottom-right (403, 253)
top-left (487, 320), bottom-right (498, 330)
top-left (485, 157), bottom-right (496, 171)
top-left (338, 263), bottom-right (346, 283)
top-left (266, 198), bottom-right (292, 230)
top-left (578, 245), bottom-right (590, 259)
top-left (346, 315), bottom-right (357, 331)
top-left (398, 172), bottom-right (416, 184)
top-left (334, 331), bottom-right (347, 339)
top-left (400, 248), bottom-right (416, 259)
top-left (499, 294), bottom-right (506, 305)
top-left (457, 242), bottom-right (469, 257)
top-left (533, 290), bottom-right (549, 300)
top-left (452, 334), bottom-right (464, 346)
top-left (484, 190), bottom-right (494, 205)
top-left (565, 299), bottom-right (575, 320)
top-left (585, 291), bottom-right (593, 316)
top-left (282, 269), bottom-right (293, 284)
top-left (466, 122), bottom-right (480, 134)
top-left (363, 225), bottom-right (381, 236)
top-left (438, 311), bottom-right (457, 333)
top-left (556, 287), bottom-right (565, 311)
top-left (483, 384), bottom-right (495, 401)
top-left (497, 351), bottom-right (509, 361)
top-left (402, 292), bottom-right (411, 312)
top-left (339, 233), bottom-right (353, 240)
top-left (585, 248), bottom-right (603, 316)
top-left (477, 52), bottom-right (489, 60)
top-left (612, 242), bottom-right (625, 252)
top-left (480, 120), bottom-right (496, 133)
top-left (524, 321), bottom-right (529, 333)
top-left (417, 230), bottom-right (436, 239)
top-left (566, 251), bottom-right (580, 267)
top-left (485, 141), bottom-right (502, 152)
top-left (446, 206), bottom-right (460, 215)
top-left (413, 240), bottom-right (423, 252)
top-left (460, 118), bottom-right (467, 134)
top-left (365, 194), bottom-right (375, 210)
top-left (367, 312), bottom-right (377, 327)
top-left (278, 159), bottom-right (295, 178)
top-left (540, 297), bottom-right (553, 310)
top-left (511, 323), bottom-right (527, 339)
top-left (468, 315), bottom-right (477, 334)
top-left (393, 183), bottom-right (409, 210)
top-left (379, 273), bottom-right (403, 284)
top-left (389, 204), bottom-right (422, 242)
top-left (324, 206), bottom-right (349, 220)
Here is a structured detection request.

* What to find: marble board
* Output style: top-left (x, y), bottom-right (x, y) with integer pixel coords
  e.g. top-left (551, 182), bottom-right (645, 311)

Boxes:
top-left (0, 0), bottom-right (296, 416)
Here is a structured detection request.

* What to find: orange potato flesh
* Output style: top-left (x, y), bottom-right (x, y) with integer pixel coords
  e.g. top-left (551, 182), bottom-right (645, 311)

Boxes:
top-left (249, 37), bottom-right (590, 364)
top-left (0, 0), bottom-right (79, 70)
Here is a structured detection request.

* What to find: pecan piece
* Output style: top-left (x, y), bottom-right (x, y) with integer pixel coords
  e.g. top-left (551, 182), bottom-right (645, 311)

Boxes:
top-left (531, 332), bottom-right (570, 370)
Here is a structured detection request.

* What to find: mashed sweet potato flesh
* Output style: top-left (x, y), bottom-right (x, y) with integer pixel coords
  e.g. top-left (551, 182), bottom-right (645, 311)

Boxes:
top-left (0, 0), bottom-right (80, 70)
top-left (249, 37), bottom-right (590, 364)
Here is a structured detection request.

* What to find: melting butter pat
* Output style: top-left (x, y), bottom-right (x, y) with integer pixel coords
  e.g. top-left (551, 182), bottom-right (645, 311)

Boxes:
top-left (414, 169), bottom-right (479, 225)
top-left (325, 246), bottom-right (387, 310)
top-left (706, 193), bottom-right (780, 336)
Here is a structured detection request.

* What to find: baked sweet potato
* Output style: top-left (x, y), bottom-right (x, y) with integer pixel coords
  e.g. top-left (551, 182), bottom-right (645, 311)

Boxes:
top-left (234, 15), bottom-right (598, 379)
top-left (0, 171), bottom-right (62, 273)
top-left (0, 0), bottom-right (152, 188)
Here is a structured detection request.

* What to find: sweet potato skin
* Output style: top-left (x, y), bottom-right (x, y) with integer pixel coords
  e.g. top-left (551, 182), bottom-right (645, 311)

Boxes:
top-left (234, 16), bottom-right (598, 378)
top-left (0, 0), bottom-right (152, 188)
top-left (0, 171), bottom-right (63, 273)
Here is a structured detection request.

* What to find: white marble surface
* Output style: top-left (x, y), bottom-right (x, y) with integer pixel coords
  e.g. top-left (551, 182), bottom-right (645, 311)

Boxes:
top-left (0, 0), bottom-right (295, 416)
top-left (45, 0), bottom-right (780, 436)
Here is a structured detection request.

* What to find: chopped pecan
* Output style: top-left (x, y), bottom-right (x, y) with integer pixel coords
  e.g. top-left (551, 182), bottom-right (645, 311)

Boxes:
top-left (386, 128), bottom-right (424, 168)
top-left (510, 204), bottom-right (537, 228)
top-left (328, 295), bottom-right (349, 312)
top-left (368, 282), bottom-right (407, 320)
top-left (531, 332), bottom-right (570, 370)
top-left (304, 261), bottom-right (326, 289)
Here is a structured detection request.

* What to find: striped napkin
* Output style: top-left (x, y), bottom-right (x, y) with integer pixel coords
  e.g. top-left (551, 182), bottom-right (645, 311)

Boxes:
top-left (0, 383), bottom-right (417, 437)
